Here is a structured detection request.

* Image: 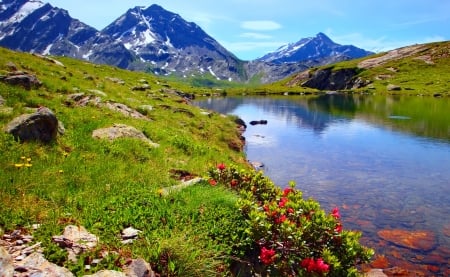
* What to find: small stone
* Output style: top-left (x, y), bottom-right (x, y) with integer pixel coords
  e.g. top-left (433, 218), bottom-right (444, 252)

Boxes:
top-left (121, 227), bottom-right (141, 240)
top-left (15, 239), bottom-right (24, 245)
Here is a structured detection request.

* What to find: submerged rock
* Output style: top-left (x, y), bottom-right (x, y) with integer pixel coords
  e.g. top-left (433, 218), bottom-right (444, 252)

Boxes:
top-left (377, 229), bottom-right (436, 251)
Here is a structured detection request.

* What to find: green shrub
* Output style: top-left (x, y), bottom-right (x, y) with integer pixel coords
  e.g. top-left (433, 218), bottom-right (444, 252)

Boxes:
top-left (208, 164), bottom-right (374, 276)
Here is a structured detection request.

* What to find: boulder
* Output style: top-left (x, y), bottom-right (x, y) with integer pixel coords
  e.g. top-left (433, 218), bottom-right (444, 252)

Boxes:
top-left (124, 258), bottom-right (156, 277)
top-left (387, 84), bottom-right (402, 91)
top-left (0, 246), bottom-right (14, 277)
top-left (92, 124), bottom-right (160, 148)
top-left (4, 107), bottom-right (61, 143)
top-left (1, 72), bottom-right (42, 90)
top-left (15, 252), bottom-right (74, 277)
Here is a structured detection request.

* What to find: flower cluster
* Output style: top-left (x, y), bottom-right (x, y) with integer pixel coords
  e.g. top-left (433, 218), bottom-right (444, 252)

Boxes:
top-left (207, 164), bottom-right (374, 276)
top-left (259, 247), bottom-right (276, 265)
top-left (301, 257), bottom-right (330, 274)
top-left (14, 156), bottom-right (32, 169)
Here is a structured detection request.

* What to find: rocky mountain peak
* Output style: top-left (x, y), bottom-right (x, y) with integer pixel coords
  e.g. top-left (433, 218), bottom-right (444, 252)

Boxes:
top-left (258, 32), bottom-right (373, 65)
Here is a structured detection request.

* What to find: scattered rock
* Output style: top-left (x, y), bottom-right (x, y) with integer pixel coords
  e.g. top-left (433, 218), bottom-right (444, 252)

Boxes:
top-left (249, 120), bottom-right (268, 125)
top-left (4, 107), bottom-right (61, 143)
top-left (0, 246), bottom-right (14, 277)
top-left (105, 77), bottom-right (125, 85)
top-left (131, 84), bottom-right (151, 91)
top-left (250, 161), bottom-right (264, 170)
top-left (88, 89), bottom-right (108, 97)
top-left (104, 102), bottom-right (149, 120)
top-left (364, 269), bottom-right (388, 277)
top-left (92, 124), bottom-right (160, 148)
top-left (377, 229), bottom-right (437, 251)
top-left (32, 53), bottom-right (65, 67)
top-left (15, 252), bottom-right (74, 277)
top-left (1, 72), bottom-right (42, 90)
top-left (120, 227), bottom-right (142, 244)
top-left (173, 107), bottom-right (195, 117)
top-left (52, 225), bottom-right (98, 262)
top-left (158, 177), bottom-right (204, 196)
top-left (5, 61), bottom-right (17, 71)
top-left (387, 84), bottom-right (402, 91)
top-left (66, 93), bottom-right (102, 107)
top-left (124, 258), bottom-right (156, 277)
top-left (84, 270), bottom-right (127, 277)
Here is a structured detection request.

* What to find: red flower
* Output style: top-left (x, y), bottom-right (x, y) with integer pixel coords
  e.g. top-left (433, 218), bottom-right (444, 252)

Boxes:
top-left (260, 247), bottom-right (276, 265)
top-left (315, 258), bottom-right (330, 272)
top-left (217, 163), bottom-right (226, 171)
top-left (331, 207), bottom-right (340, 219)
top-left (230, 179), bottom-right (238, 187)
top-left (275, 214), bottom-right (287, 224)
top-left (287, 208), bottom-right (295, 214)
top-left (335, 223), bottom-right (343, 233)
top-left (283, 187), bottom-right (294, 196)
top-left (278, 197), bottom-right (288, 208)
top-left (209, 179), bottom-right (217, 186)
top-left (301, 257), bottom-right (330, 273)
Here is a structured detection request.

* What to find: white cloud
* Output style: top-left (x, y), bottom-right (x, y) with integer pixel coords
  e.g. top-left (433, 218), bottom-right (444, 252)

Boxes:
top-left (240, 32), bottom-right (273, 39)
top-left (241, 20), bottom-right (282, 31)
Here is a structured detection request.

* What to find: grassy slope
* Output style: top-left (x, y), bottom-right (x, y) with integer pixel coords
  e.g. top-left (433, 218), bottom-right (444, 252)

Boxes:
top-left (0, 47), bottom-right (249, 275)
top-left (260, 41), bottom-right (450, 95)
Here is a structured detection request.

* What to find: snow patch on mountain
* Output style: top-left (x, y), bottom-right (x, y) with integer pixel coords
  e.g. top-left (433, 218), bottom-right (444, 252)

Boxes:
top-left (4, 0), bottom-right (44, 25)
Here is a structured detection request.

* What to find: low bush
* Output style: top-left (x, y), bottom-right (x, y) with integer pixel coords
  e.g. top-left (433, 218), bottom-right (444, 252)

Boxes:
top-left (208, 164), bottom-right (374, 276)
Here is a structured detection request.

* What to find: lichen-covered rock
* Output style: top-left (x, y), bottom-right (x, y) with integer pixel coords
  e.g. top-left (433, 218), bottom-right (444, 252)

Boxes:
top-left (4, 107), bottom-right (61, 143)
top-left (92, 124), bottom-right (159, 148)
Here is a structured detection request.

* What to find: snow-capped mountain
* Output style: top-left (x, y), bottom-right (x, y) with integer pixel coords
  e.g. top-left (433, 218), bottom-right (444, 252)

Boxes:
top-left (258, 32), bottom-right (373, 65)
top-left (101, 4), bottom-right (245, 81)
top-left (0, 1), bottom-right (374, 84)
top-left (0, 0), bottom-right (133, 68)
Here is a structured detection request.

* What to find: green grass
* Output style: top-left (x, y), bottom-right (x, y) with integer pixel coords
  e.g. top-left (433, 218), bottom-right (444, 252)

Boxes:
top-left (0, 47), bottom-right (249, 276)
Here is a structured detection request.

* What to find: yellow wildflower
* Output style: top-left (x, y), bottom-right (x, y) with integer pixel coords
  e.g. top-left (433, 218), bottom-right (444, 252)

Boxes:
top-left (25, 163), bottom-right (32, 167)
top-left (15, 163), bottom-right (24, 168)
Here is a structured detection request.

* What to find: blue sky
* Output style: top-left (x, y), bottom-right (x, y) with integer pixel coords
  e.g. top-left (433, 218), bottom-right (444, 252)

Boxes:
top-left (47, 0), bottom-right (449, 60)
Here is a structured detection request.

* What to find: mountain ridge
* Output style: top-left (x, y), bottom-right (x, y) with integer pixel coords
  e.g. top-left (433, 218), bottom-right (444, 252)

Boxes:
top-left (0, 0), bottom-right (374, 84)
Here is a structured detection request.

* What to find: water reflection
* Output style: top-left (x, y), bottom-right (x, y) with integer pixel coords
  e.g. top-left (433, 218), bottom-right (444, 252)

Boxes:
top-left (194, 94), bottom-right (450, 275)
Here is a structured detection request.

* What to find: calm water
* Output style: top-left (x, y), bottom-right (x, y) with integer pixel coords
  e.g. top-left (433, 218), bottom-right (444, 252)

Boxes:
top-left (195, 94), bottom-right (450, 275)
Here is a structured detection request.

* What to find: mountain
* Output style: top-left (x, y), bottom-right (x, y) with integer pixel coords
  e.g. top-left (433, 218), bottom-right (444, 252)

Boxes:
top-left (0, 1), bottom-right (374, 84)
top-left (0, 0), bottom-right (133, 68)
top-left (101, 4), bottom-right (245, 81)
top-left (258, 32), bottom-right (373, 65)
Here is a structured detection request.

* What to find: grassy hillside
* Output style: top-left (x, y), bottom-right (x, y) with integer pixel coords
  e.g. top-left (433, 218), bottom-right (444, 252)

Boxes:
top-left (0, 47), bottom-right (249, 275)
top-left (262, 41), bottom-right (450, 96)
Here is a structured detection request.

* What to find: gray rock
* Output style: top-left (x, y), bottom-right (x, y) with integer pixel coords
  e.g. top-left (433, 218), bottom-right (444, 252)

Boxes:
top-left (4, 107), bottom-right (60, 143)
top-left (105, 77), bottom-right (125, 85)
top-left (15, 252), bottom-right (74, 277)
top-left (387, 84), bottom-right (402, 91)
top-left (83, 270), bottom-right (127, 277)
top-left (5, 61), bottom-right (17, 71)
top-left (124, 258), bottom-right (155, 277)
top-left (92, 124), bottom-right (160, 148)
top-left (52, 225), bottom-right (98, 262)
top-left (2, 72), bottom-right (42, 90)
top-left (104, 102), bottom-right (149, 120)
top-left (66, 93), bottom-right (102, 107)
top-left (121, 227), bottom-right (141, 240)
top-left (0, 246), bottom-right (14, 277)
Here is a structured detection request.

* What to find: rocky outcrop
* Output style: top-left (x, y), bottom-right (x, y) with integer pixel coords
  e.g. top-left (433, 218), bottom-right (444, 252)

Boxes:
top-left (301, 67), bottom-right (360, 90)
top-left (92, 124), bottom-right (160, 148)
top-left (4, 107), bottom-right (62, 143)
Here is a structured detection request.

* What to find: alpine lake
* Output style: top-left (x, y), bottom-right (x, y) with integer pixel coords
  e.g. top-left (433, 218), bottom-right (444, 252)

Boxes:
top-left (194, 93), bottom-right (450, 276)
